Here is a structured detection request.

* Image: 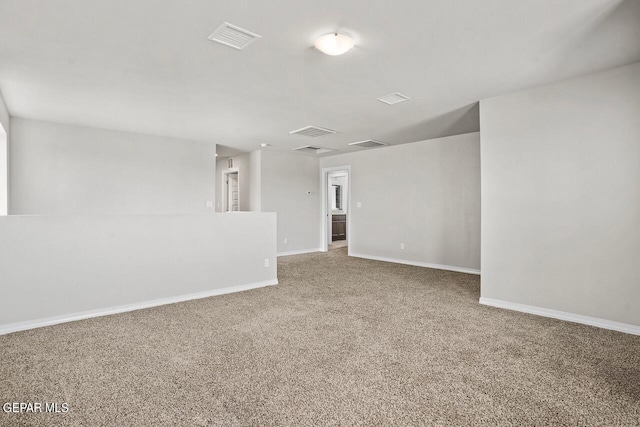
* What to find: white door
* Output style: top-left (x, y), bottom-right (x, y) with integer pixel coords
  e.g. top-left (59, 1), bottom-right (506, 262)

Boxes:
top-left (227, 172), bottom-right (239, 212)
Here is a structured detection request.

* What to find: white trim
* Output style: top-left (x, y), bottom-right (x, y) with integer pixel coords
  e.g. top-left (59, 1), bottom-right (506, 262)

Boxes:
top-left (349, 252), bottom-right (481, 275)
top-left (0, 279), bottom-right (278, 336)
top-left (277, 248), bottom-right (322, 257)
top-left (479, 297), bottom-right (640, 336)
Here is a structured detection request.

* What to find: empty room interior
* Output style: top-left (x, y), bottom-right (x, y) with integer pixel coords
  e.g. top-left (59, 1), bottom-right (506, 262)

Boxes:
top-left (1, 1), bottom-right (639, 425)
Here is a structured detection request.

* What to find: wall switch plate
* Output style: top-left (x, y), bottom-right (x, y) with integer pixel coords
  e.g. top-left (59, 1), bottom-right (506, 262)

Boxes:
top-left (284, 238), bottom-right (288, 244)
top-left (357, 202), bottom-right (362, 208)
top-left (400, 243), bottom-right (405, 250)
top-left (264, 259), bottom-right (270, 267)
top-left (206, 201), bottom-right (213, 208)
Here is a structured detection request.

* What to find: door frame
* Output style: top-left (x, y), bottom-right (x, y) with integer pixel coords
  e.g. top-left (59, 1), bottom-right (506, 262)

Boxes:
top-left (0, 122), bottom-right (7, 215)
top-left (221, 167), bottom-right (239, 212)
top-left (320, 165), bottom-right (351, 253)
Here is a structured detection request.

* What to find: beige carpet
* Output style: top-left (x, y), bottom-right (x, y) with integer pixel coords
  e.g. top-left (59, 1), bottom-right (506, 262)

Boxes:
top-left (1, 248), bottom-right (639, 426)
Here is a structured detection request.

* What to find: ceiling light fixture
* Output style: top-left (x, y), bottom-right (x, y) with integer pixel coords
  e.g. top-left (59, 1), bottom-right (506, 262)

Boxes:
top-left (314, 33), bottom-right (354, 56)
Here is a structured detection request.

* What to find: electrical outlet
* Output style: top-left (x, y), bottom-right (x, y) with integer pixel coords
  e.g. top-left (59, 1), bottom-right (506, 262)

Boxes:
top-left (284, 238), bottom-right (288, 244)
top-left (264, 258), bottom-right (270, 268)
top-left (206, 201), bottom-right (213, 208)
top-left (400, 243), bottom-right (405, 250)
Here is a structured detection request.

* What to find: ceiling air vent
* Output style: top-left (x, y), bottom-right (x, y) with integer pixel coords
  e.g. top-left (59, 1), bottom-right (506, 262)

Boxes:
top-left (377, 92), bottom-right (411, 105)
top-left (292, 145), bottom-right (336, 155)
top-left (207, 22), bottom-right (262, 50)
top-left (289, 126), bottom-right (336, 138)
top-left (348, 139), bottom-right (387, 148)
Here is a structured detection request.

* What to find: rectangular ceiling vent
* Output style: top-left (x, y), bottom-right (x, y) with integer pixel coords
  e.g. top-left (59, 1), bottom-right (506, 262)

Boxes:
top-left (377, 92), bottom-right (411, 105)
top-left (292, 145), bottom-right (336, 155)
top-left (348, 139), bottom-right (387, 148)
top-left (207, 22), bottom-right (262, 50)
top-left (289, 126), bottom-right (336, 138)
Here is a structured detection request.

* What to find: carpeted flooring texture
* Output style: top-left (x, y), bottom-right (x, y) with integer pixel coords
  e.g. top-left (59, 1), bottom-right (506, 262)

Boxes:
top-left (1, 247), bottom-right (639, 426)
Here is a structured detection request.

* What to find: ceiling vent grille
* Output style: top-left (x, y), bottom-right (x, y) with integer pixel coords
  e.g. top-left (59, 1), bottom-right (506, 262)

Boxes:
top-left (207, 22), bottom-right (262, 50)
top-left (348, 139), bottom-right (387, 148)
top-left (377, 92), bottom-right (411, 105)
top-left (289, 126), bottom-right (336, 138)
top-left (292, 145), bottom-right (336, 155)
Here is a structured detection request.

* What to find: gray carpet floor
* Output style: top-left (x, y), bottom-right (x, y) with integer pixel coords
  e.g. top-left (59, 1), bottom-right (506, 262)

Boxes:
top-left (1, 247), bottom-right (639, 426)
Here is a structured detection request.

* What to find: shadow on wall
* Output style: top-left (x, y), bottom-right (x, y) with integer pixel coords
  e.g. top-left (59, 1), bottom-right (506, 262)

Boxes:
top-left (378, 102), bottom-right (479, 145)
top-left (216, 144), bottom-right (246, 158)
top-left (545, 0), bottom-right (640, 76)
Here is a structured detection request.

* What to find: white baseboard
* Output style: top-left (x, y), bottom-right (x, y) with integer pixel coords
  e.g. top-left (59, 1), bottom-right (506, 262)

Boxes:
top-left (277, 248), bottom-right (322, 257)
top-left (479, 297), bottom-right (640, 336)
top-left (0, 279), bottom-right (278, 336)
top-left (349, 252), bottom-right (481, 275)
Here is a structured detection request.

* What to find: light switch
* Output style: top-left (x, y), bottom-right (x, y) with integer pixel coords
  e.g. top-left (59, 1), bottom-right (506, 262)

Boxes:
top-left (357, 202), bottom-right (362, 208)
top-left (206, 201), bottom-right (213, 208)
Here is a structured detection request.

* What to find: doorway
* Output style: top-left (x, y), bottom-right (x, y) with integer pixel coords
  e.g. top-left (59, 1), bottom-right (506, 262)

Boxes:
top-left (222, 169), bottom-right (240, 212)
top-left (321, 166), bottom-right (351, 253)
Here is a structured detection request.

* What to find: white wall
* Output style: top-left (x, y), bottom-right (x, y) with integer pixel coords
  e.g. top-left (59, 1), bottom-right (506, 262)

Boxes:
top-left (480, 62), bottom-right (640, 327)
top-left (249, 150), bottom-right (262, 211)
top-left (321, 132), bottom-right (481, 272)
top-left (0, 91), bottom-right (8, 132)
top-left (0, 90), bottom-right (9, 215)
top-left (0, 213), bottom-right (277, 333)
top-left (10, 118), bottom-right (216, 215)
top-left (215, 157), bottom-right (228, 211)
top-left (261, 150), bottom-right (321, 254)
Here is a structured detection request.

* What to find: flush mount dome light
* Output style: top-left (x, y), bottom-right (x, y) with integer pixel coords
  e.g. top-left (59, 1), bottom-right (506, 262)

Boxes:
top-left (315, 33), bottom-right (354, 55)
